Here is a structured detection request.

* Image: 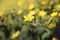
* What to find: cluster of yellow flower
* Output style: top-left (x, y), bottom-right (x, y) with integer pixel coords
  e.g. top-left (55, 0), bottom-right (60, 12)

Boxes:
top-left (38, 11), bottom-right (47, 17)
top-left (23, 10), bottom-right (59, 22)
top-left (24, 15), bottom-right (34, 22)
top-left (24, 11), bottom-right (36, 22)
top-left (0, 0), bottom-right (60, 40)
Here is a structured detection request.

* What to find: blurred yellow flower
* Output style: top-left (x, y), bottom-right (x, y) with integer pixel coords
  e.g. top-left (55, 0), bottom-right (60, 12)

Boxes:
top-left (58, 13), bottom-right (60, 16)
top-left (50, 12), bottom-right (58, 17)
top-left (39, 11), bottom-right (47, 17)
top-left (47, 23), bottom-right (56, 29)
top-left (28, 11), bottom-right (36, 16)
top-left (24, 15), bottom-right (34, 22)
top-left (17, 10), bottom-right (23, 15)
top-left (52, 37), bottom-right (58, 40)
top-left (56, 4), bottom-right (60, 9)
top-left (11, 31), bottom-right (20, 39)
top-left (40, 1), bottom-right (47, 5)
top-left (28, 3), bottom-right (35, 10)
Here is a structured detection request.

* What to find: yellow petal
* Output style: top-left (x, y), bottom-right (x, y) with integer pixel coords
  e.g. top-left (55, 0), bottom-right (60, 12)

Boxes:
top-left (28, 11), bottom-right (36, 16)
top-left (17, 10), bottom-right (23, 15)
top-left (29, 16), bottom-right (34, 21)
top-left (29, 3), bottom-right (35, 10)
top-left (58, 13), bottom-right (60, 16)
top-left (47, 23), bottom-right (56, 29)
top-left (52, 37), bottom-right (58, 40)
top-left (50, 12), bottom-right (58, 17)
top-left (11, 34), bottom-right (16, 39)
top-left (24, 16), bottom-right (28, 21)
top-left (39, 11), bottom-right (47, 17)
top-left (56, 5), bottom-right (60, 9)
top-left (40, 1), bottom-right (47, 5)
top-left (15, 31), bottom-right (20, 37)
top-left (24, 15), bottom-right (34, 22)
top-left (11, 31), bottom-right (20, 39)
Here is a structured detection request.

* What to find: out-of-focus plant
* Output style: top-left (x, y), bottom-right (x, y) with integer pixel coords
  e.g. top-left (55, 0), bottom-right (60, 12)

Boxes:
top-left (0, 0), bottom-right (60, 40)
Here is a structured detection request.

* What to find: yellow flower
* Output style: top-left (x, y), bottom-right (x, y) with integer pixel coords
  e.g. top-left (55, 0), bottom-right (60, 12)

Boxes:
top-left (24, 15), bottom-right (34, 22)
top-left (58, 13), bottom-right (60, 16)
top-left (11, 31), bottom-right (20, 39)
top-left (56, 4), bottom-right (60, 9)
top-left (28, 11), bottom-right (36, 16)
top-left (40, 1), bottom-right (47, 5)
top-left (17, 10), bottom-right (23, 15)
top-left (47, 23), bottom-right (56, 29)
top-left (50, 12), bottom-right (58, 17)
top-left (52, 37), bottom-right (58, 40)
top-left (28, 3), bottom-right (35, 10)
top-left (39, 11), bottom-right (47, 17)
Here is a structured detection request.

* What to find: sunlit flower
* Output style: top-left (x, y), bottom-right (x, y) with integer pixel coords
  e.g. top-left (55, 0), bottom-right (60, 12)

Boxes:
top-left (56, 4), bottom-right (60, 9)
top-left (28, 3), bottom-right (35, 10)
top-left (24, 15), bottom-right (34, 22)
top-left (50, 12), bottom-right (58, 17)
top-left (39, 11), bottom-right (47, 17)
top-left (11, 31), bottom-right (20, 39)
top-left (52, 37), bottom-right (58, 40)
top-left (28, 11), bottom-right (36, 16)
top-left (47, 23), bottom-right (56, 29)
top-left (40, 1), bottom-right (47, 5)
top-left (17, 10), bottom-right (23, 15)
top-left (58, 13), bottom-right (60, 16)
